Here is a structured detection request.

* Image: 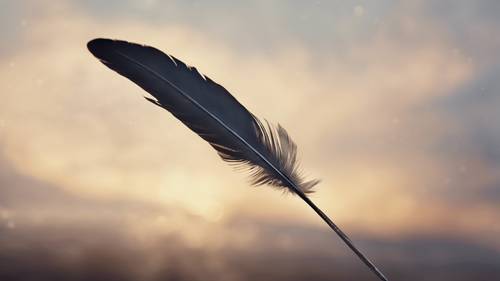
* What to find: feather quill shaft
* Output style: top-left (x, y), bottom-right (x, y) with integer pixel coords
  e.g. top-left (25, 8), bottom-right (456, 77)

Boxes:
top-left (87, 38), bottom-right (388, 281)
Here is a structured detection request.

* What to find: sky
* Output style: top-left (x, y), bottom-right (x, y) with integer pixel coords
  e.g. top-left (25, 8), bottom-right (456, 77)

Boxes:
top-left (0, 0), bottom-right (499, 280)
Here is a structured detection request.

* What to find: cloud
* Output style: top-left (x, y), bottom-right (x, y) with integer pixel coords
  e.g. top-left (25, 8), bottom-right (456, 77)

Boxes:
top-left (0, 0), bottom-right (498, 237)
top-left (1, 1), bottom-right (500, 280)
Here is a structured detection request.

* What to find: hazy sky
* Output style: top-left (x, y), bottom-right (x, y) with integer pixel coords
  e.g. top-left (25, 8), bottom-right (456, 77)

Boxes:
top-left (1, 1), bottom-right (499, 280)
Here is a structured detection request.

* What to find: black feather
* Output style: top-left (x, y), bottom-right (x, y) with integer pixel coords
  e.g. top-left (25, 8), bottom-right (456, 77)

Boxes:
top-left (87, 38), bottom-right (388, 281)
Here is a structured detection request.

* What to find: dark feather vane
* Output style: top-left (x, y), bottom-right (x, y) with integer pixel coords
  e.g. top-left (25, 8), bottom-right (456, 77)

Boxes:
top-left (87, 38), bottom-right (388, 281)
top-left (87, 38), bottom-right (317, 194)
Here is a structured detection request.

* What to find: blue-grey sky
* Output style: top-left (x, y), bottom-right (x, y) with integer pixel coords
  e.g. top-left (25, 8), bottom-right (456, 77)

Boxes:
top-left (0, 1), bottom-right (499, 280)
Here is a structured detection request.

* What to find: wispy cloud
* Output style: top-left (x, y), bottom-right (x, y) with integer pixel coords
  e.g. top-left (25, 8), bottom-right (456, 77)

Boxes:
top-left (0, 1), bottom-right (499, 280)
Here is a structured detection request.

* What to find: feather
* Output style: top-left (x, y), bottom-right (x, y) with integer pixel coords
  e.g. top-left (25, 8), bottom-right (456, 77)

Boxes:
top-left (87, 38), bottom-right (388, 281)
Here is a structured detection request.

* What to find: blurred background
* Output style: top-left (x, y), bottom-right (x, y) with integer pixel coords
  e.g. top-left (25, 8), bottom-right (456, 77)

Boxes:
top-left (1, 1), bottom-right (499, 280)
